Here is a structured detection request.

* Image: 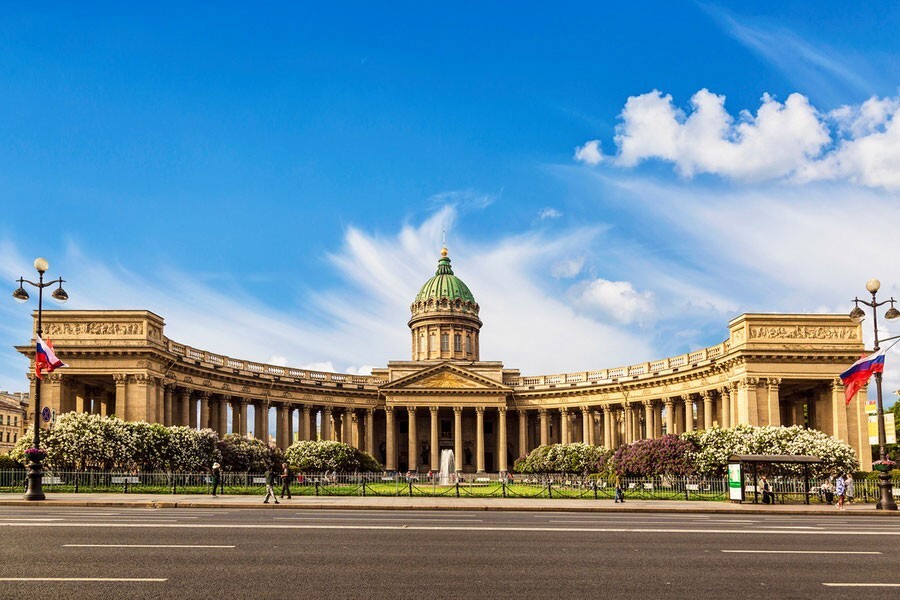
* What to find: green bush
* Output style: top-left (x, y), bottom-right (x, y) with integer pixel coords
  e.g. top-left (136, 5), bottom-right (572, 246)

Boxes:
top-left (284, 440), bottom-right (381, 473)
top-left (514, 443), bottom-right (610, 475)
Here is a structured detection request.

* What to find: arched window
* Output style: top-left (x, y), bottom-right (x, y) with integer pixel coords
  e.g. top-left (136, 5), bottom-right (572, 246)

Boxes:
top-left (454, 333), bottom-right (462, 352)
top-left (441, 333), bottom-right (449, 352)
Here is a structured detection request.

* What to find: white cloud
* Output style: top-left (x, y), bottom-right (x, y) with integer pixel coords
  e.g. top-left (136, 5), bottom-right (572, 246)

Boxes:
top-left (573, 278), bottom-right (655, 325)
top-left (551, 257), bottom-right (584, 279)
top-left (584, 89), bottom-right (900, 191)
top-left (614, 89), bottom-right (829, 180)
top-left (300, 361), bottom-right (337, 373)
top-left (574, 139), bottom-right (603, 165)
top-left (539, 207), bottom-right (562, 220)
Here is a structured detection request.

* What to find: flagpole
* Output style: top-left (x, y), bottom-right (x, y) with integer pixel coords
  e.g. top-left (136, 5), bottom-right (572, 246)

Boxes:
top-left (11, 257), bottom-right (69, 501)
top-left (849, 278), bottom-right (899, 511)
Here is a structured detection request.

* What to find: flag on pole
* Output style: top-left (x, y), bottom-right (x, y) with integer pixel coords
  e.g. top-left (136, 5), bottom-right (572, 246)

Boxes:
top-left (839, 348), bottom-right (886, 404)
top-left (35, 336), bottom-right (66, 379)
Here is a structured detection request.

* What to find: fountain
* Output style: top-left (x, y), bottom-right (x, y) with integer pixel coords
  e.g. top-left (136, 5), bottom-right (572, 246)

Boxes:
top-left (439, 449), bottom-right (454, 485)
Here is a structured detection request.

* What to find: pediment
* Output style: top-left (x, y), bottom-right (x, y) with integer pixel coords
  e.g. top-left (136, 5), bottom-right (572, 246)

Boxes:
top-left (380, 362), bottom-right (509, 393)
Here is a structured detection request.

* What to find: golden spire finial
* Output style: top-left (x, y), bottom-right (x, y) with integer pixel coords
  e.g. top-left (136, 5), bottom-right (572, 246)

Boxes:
top-left (441, 246), bottom-right (448, 257)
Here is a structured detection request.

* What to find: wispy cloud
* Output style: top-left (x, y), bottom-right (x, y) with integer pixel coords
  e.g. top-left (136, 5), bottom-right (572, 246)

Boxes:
top-left (701, 4), bottom-right (875, 101)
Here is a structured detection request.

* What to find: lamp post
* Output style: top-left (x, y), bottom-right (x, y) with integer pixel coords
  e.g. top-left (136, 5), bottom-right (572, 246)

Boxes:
top-left (849, 278), bottom-right (899, 510)
top-left (12, 257), bottom-right (68, 501)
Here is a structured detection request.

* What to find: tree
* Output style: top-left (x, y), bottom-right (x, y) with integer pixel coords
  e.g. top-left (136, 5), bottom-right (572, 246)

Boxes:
top-left (218, 434), bottom-right (280, 471)
top-left (284, 440), bottom-right (381, 473)
top-left (610, 435), bottom-right (697, 477)
top-left (513, 443), bottom-right (610, 475)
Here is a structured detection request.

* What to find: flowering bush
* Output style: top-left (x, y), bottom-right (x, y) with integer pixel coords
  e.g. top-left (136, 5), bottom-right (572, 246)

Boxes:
top-left (610, 435), bottom-right (697, 477)
top-left (682, 425), bottom-right (859, 477)
top-left (284, 440), bottom-right (381, 472)
top-left (218, 434), bottom-right (281, 471)
top-left (513, 443), bottom-right (610, 475)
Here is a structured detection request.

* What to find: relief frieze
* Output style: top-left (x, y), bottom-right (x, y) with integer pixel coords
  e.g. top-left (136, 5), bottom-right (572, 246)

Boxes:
top-left (749, 325), bottom-right (857, 341)
top-left (44, 322), bottom-right (146, 337)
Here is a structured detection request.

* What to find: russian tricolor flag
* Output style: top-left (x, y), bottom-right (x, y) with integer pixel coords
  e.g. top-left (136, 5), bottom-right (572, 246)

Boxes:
top-left (35, 335), bottom-right (66, 379)
top-left (839, 348), bottom-right (886, 405)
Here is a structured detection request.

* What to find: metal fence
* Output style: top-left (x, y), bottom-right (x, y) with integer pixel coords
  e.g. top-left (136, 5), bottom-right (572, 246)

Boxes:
top-left (2, 469), bottom-right (894, 502)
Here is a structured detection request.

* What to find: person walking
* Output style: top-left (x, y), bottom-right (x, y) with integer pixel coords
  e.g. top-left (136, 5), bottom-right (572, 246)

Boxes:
top-left (835, 473), bottom-right (846, 510)
top-left (614, 474), bottom-right (625, 503)
top-left (845, 473), bottom-right (855, 505)
top-left (263, 465), bottom-right (280, 504)
top-left (280, 462), bottom-right (292, 499)
top-left (211, 462), bottom-right (222, 497)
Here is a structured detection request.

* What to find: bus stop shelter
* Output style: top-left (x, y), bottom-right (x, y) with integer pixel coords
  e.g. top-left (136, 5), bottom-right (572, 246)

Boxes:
top-left (727, 454), bottom-right (822, 505)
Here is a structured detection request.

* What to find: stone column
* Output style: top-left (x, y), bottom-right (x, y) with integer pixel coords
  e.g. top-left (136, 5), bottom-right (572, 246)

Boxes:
top-left (275, 404), bottom-right (286, 449)
top-left (682, 395), bottom-right (694, 433)
top-left (385, 407), bottom-right (396, 471)
top-left (498, 407), bottom-right (508, 473)
top-left (343, 409), bottom-right (354, 445)
top-left (113, 373), bottom-right (128, 421)
top-left (198, 391), bottom-right (210, 430)
top-left (453, 406), bottom-right (463, 472)
top-left (702, 391), bottom-right (714, 430)
top-left (766, 378), bottom-right (782, 427)
top-left (719, 387), bottom-right (731, 429)
top-left (539, 409), bottom-right (549, 446)
top-left (220, 396), bottom-right (230, 435)
top-left (475, 407), bottom-right (485, 473)
top-left (623, 404), bottom-right (633, 444)
top-left (643, 401), bottom-right (654, 439)
top-left (260, 402), bottom-right (270, 442)
top-left (239, 400), bottom-right (248, 436)
top-left (588, 410), bottom-right (597, 445)
top-left (602, 406), bottom-right (613, 448)
top-left (366, 408), bottom-right (375, 456)
top-left (560, 408), bottom-right (569, 445)
top-left (518, 410), bottom-right (528, 456)
top-left (430, 407), bottom-right (440, 469)
top-left (163, 385), bottom-right (174, 426)
top-left (300, 406), bottom-right (311, 441)
top-left (184, 390), bottom-right (195, 428)
top-left (407, 407), bottom-right (418, 472)
top-left (322, 407), bottom-right (333, 441)
top-left (661, 398), bottom-right (673, 436)
top-left (830, 378), bottom-right (849, 441)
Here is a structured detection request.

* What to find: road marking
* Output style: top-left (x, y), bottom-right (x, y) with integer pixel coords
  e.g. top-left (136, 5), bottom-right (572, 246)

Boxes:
top-left (722, 550), bottom-right (882, 554)
top-left (761, 526), bottom-right (823, 529)
top-left (823, 583), bottom-right (900, 587)
top-left (3, 523), bottom-right (900, 535)
top-left (0, 577), bottom-right (167, 582)
top-left (63, 544), bottom-right (235, 548)
top-left (0, 518), bottom-right (63, 522)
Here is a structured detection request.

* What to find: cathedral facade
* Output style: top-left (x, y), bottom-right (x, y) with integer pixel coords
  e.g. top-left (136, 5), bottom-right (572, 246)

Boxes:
top-left (17, 248), bottom-right (871, 471)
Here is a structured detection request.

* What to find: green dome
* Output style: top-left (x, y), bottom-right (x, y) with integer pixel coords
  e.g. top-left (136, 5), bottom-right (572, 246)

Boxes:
top-left (415, 249), bottom-right (476, 304)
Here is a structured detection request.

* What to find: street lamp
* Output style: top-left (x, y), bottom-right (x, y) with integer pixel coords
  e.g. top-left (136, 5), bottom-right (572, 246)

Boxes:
top-left (849, 278), bottom-right (899, 510)
top-left (12, 257), bottom-right (68, 501)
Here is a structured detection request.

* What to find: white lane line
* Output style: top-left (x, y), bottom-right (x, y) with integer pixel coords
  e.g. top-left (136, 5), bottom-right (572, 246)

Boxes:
top-left (722, 550), bottom-right (882, 554)
top-left (0, 518), bottom-right (63, 522)
top-left (64, 544), bottom-right (234, 548)
top-left (548, 519), bottom-right (757, 524)
top-left (0, 578), bottom-right (167, 582)
top-left (3, 523), bottom-right (900, 535)
top-left (823, 583), bottom-right (900, 587)
top-left (762, 526), bottom-right (823, 530)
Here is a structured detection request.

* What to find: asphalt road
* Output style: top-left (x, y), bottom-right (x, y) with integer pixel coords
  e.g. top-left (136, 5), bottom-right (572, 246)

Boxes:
top-left (0, 507), bottom-right (898, 599)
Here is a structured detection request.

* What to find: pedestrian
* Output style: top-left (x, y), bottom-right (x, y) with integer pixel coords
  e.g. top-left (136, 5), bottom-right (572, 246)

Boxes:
top-left (211, 462), bottom-right (222, 497)
top-left (280, 462), bottom-right (292, 499)
top-left (263, 465), bottom-right (279, 504)
top-left (760, 475), bottom-right (775, 505)
top-left (614, 474), bottom-right (625, 503)
top-left (845, 473), bottom-right (855, 504)
top-left (835, 473), bottom-right (846, 510)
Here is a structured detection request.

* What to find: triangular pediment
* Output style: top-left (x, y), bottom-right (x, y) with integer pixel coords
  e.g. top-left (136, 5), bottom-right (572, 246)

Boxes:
top-left (380, 362), bottom-right (509, 393)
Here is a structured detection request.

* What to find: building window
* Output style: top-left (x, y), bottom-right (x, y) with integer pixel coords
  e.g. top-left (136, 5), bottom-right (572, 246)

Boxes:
top-left (429, 333), bottom-right (436, 352)
top-left (419, 334), bottom-right (425, 354)
top-left (466, 335), bottom-right (472, 353)
top-left (13, 416), bottom-right (17, 427)
top-left (454, 334), bottom-right (461, 352)
top-left (441, 334), bottom-right (449, 352)
top-left (12, 433), bottom-right (16, 443)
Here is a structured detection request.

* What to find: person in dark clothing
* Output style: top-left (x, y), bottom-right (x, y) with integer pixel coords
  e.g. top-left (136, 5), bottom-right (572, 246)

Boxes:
top-left (280, 462), bottom-right (292, 499)
top-left (211, 462), bottom-right (222, 497)
top-left (263, 466), bottom-right (279, 504)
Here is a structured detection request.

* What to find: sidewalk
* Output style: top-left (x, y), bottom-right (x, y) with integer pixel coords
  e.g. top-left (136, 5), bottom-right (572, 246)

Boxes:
top-left (0, 492), bottom-right (896, 515)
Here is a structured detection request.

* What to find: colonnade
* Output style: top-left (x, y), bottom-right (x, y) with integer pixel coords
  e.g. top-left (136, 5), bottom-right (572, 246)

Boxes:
top-left (42, 373), bottom-right (853, 473)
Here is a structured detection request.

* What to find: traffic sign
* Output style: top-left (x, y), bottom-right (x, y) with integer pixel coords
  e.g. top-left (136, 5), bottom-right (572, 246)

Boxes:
top-left (41, 407), bottom-right (51, 422)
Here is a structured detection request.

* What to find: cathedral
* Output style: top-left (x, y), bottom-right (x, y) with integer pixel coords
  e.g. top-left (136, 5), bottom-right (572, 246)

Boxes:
top-left (18, 247), bottom-right (871, 471)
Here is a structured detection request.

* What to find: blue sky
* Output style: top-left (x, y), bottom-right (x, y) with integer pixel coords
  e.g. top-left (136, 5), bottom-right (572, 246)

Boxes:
top-left (1, 2), bottom-right (899, 403)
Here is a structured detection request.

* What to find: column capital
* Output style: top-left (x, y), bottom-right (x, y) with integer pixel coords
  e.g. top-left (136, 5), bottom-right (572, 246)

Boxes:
top-left (497, 406), bottom-right (507, 415)
top-left (453, 406), bottom-right (463, 414)
top-left (643, 399), bottom-right (655, 408)
top-left (680, 393), bottom-right (692, 402)
top-left (113, 373), bottom-right (128, 385)
top-left (664, 397), bottom-right (675, 407)
top-left (407, 405), bottom-right (417, 414)
top-left (559, 407), bottom-right (568, 415)
top-left (601, 404), bottom-right (612, 414)
top-left (430, 405), bottom-right (439, 414)
top-left (475, 406), bottom-right (485, 415)
top-left (767, 377), bottom-right (782, 389)
top-left (367, 406), bottom-right (376, 415)
top-left (700, 390), bottom-right (713, 401)
top-left (738, 377), bottom-right (759, 389)
top-left (718, 384), bottom-right (731, 395)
